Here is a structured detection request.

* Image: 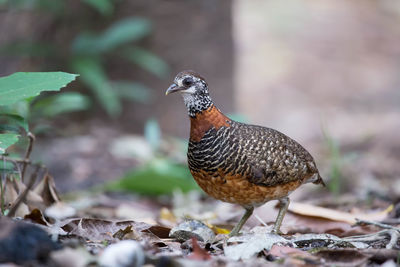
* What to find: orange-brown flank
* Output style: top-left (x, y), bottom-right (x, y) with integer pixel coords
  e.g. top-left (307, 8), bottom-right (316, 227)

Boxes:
top-left (190, 169), bottom-right (303, 207)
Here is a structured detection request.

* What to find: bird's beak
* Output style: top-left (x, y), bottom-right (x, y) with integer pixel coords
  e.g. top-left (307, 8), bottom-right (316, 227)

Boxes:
top-left (165, 83), bottom-right (184, 95)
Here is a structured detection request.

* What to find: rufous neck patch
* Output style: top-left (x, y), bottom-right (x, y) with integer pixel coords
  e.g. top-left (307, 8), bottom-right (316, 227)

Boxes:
top-left (189, 105), bottom-right (231, 142)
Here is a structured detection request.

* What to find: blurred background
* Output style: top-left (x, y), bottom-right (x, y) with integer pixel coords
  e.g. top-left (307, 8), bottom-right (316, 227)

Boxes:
top-left (1, 0), bottom-right (399, 201)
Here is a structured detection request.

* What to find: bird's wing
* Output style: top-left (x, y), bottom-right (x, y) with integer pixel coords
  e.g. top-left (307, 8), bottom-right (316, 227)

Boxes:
top-left (233, 122), bottom-right (318, 187)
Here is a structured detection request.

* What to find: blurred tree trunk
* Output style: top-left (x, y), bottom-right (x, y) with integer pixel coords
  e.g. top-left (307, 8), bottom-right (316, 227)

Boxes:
top-left (117, 0), bottom-right (234, 137)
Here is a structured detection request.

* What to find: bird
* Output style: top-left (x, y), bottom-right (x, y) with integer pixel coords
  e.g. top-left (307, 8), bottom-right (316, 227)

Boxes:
top-left (166, 70), bottom-right (325, 237)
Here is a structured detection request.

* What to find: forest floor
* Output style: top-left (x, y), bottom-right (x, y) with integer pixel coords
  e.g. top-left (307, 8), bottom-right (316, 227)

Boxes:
top-left (1, 131), bottom-right (399, 266)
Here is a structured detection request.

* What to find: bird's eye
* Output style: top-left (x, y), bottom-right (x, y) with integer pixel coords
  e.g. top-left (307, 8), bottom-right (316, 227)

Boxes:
top-left (182, 77), bottom-right (193, 87)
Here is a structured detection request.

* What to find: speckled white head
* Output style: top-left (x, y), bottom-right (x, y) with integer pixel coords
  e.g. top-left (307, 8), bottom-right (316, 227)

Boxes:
top-left (166, 70), bottom-right (213, 117)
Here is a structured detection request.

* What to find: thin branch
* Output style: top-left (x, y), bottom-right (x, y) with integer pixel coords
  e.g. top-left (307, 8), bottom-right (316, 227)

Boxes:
top-left (21, 132), bottom-right (35, 182)
top-left (0, 157), bottom-right (5, 214)
top-left (0, 155), bottom-right (47, 173)
top-left (7, 165), bottom-right (40, 217)
top-left (0, 156), bottom-right (31, 164)
top-left (343, 229), bottom-right (400, 249)
top-left (355, 219), bottom-right (400, 232)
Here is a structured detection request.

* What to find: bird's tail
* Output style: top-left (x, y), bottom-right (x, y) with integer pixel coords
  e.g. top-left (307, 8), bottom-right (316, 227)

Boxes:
top-left (313, 173), bottom-right (326, 187)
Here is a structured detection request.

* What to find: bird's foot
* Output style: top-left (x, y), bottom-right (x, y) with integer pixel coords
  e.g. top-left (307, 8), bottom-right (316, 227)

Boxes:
top-left (270, 228), bottom-right (283, 235)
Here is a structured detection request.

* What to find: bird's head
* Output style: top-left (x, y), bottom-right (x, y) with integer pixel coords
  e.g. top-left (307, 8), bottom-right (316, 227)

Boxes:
top-left (166, 70), bottom-right (213, 117)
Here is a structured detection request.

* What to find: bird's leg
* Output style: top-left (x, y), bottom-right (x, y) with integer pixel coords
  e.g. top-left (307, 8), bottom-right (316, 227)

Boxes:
top-left (271, 197), bottom-right (290, 234)
top-left (228, 207), bottom-right (254, 237)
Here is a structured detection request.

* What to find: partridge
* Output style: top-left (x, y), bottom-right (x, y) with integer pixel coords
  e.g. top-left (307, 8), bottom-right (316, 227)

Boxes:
top-left (166, 71), bottom-right (325, 236)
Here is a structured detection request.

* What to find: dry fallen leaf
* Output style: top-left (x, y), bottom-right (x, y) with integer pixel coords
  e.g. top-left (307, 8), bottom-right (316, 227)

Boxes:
top-left (60, 218), bottom-right (169, 243)
top-left (4, 179), bottom-right (30, 217)
top-left (269, 245), bottom-right (321, 265)
top-left (188, 237), bottom-right (211, 261)
top-left (32, 174), bottom-right (60, 206)
top-left (314, 249), bottom-right (370, 266)
top-left (268, 244), bottom-right (309, 258)
top-left (224, 227), bottom-right (287, 260)
top-left (24, 208), bottom-right (50, 226)
top-left (288, 202), bottom-right (390, 225)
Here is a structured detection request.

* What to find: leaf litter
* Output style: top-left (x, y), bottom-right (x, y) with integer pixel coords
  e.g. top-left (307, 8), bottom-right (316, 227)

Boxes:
top-left (1, 166), bottom-right (400, 266)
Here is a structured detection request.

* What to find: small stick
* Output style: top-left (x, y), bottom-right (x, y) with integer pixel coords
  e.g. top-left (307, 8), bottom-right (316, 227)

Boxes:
top-left (7, 165), bottom-right (40, 217)
top-left (21, 132), bottom-right (35, 182)
top-left (344, 230), bottom-right (400, 249)
top-left (0, 156), bottom-right (31, 164)
top-left (355, 219), bottom-right (400, 232)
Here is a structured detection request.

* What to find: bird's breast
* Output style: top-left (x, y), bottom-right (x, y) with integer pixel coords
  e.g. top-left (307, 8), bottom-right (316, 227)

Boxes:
top-left (189, 105), bottom-right (230, 142)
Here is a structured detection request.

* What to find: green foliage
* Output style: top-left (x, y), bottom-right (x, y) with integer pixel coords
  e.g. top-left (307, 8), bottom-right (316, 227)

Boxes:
top-left (322, 127), bottom-right (358, 196)
top-left (72, 18), bottom-right (151, 55)
top-left (32, 92), bottom-right (91, 118)
top-left (0, 72), bottom-right (78, 106)
top-left (0, 134), bottom-right (20, 154)
top-left (68, 15), bottom-right (164, 117)
top-left (0, 71), bottom-right (78, 154)
top-left (71, 58), bottom-right (120, 117)
top-left (82, 0), bottom-right (114, 16)
top-left (324, 131), bottom-right (342, 196)
top-left (111, 81), bottom-right (151, 103)
top-left (0, 113), bottom-right (28, 132)
top-left (121, 47), bottom-right (169, 79)
top-left (1, 1), bottom-right (169, 117)
top-left (107, 158), bottom-right (199, 195)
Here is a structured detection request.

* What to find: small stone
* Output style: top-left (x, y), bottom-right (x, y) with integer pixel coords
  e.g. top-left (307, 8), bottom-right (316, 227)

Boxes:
top-left (169, 220), bottom-right (215, 243)
top-left (99, 240), bottom-right (144, 267)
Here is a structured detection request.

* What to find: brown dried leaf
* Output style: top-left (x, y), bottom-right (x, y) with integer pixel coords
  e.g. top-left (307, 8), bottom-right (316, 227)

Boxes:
top-left (14, 179), bottom-right (43, 204)
top-left (288, 202), bottom-right (389, 224)
top-left (269, 245), bottom-right (321, 265)
top-left (268, 245), bottom-right (309, 258)
top-left (286, 212), bottom-right (375, 237)
top-left (61, 218), bottom-right (155, 242)
top-left (32, 174), bottom-right (60, 206)
top-left (314, 249), bottom-right (370, 266)
top-left (188, 238), bottom-right (211, 261)
top-left (24, 208), bottom-right (49, 226)
top-left (3, 179), bottom-right (29, 217)
top-left (145, 225), bottom-right (171, 239)
top-left (113, 225), bottom-right (134, 240)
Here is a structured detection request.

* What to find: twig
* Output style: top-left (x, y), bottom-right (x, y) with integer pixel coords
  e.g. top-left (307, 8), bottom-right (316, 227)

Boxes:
top-left (355, 219), bottom-right (400, 232)
top-left (21, 132), bottom-right (35, 182)
top-left (254, 213), bottom-right (268, 227)
top-left (0, 155), bottom-right (46, 173)
top-left (0, 156), bottom-right (31, 164)
top-left (381, 218), bottom-right (400, 225)
top-left (0, 157), bottom-right (6, 214)
top-left (7, 165), bottom-right (40, 217)
top-left (343, 230), bottom-right (400, 249)
top-left (386, 230), bottom-right (400, 249)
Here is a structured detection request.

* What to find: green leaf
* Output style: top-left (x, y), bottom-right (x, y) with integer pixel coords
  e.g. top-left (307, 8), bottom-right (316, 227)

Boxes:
top-left (72, 17), bottom-right (151, 54)
top-left (0, 160), bottom-right (15, 173)
top-left (0, 101), bottom-right (30, 119)
top-left (71, 57), bottom-right (121, 117)
top-left (0, 114), bottom-right (28, 132)
top-left (82, 0), bottom-right (114, 16)
top-left (0, 133), bottom-right (20, 154)
top-left (111, 81), bottom-right (151, 103)
top-left (107, 159), bottom-right (199, 195)
top-left (0, 72), bottom-right (78, 106)
top-left (122, 47), bottom-right (169, 78)
top-left (32, 92), bottom-right (92, 117)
